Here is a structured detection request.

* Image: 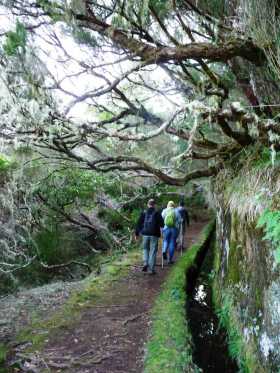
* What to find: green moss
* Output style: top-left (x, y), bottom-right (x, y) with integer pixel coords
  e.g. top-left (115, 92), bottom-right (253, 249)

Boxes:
top-left (0, 154), bottom-right (14, 175)
top-left (212, 243), bottom-right (264, 373)
top-left (144, 221), bottom-right (215, 373)
top-left (254, 286), bottom-right (263, 311)
top-left (227, 243), bottom-right (241, 284)
top-left (215, 291), bottom-right (261, 373)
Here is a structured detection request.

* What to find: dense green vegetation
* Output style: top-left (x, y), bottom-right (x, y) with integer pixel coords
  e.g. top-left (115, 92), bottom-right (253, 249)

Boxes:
top-left (0, 150), bottom-right (203, 294)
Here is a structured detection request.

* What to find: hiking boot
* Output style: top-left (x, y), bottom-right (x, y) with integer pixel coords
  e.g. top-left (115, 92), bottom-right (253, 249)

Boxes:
top-left (142, 265), bottom-right (148, 272)
top-left (148, 270), bottom-right (156, 275)
top-left (162, 252), bottom-right (167, 260)
top-left (168, 260), bottom-right (174, 265)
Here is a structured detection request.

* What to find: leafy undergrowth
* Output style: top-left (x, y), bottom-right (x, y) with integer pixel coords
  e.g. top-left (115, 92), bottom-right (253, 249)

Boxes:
top-left (11, 247), bottom-right (141, 357)
top-left (257, 209), bottom-right (280, 264)
top-left (144, 222), bottom-right (214, 373)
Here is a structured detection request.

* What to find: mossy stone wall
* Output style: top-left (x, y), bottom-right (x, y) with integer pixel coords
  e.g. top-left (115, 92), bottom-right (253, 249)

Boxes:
top-left (214, 199), bottom-right (280, 372)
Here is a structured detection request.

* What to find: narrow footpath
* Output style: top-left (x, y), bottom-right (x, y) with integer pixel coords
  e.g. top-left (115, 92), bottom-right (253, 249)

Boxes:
top-left (10, 222), bottom-right (205, 373)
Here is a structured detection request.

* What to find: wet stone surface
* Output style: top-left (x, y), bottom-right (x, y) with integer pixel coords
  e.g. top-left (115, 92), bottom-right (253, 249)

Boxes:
top-left (187, 247), bottom-right (238, 373)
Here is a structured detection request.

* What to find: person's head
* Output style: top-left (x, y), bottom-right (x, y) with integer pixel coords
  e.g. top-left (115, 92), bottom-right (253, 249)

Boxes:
top-left (147, 199), bottom-right (155, 208)
top-left (179, 200), bottom-right (185, 207)
top-left (167, 200), bottom-right (175, 208)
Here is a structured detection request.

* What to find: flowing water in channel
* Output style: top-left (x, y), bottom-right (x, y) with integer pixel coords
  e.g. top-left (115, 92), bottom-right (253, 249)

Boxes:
top-left (186, 246), bottom-right (238, 372)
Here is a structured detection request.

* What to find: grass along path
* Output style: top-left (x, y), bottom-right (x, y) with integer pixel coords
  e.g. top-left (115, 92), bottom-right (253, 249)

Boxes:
top-left (144, 221), bottom-right (215, 373)
top-left (5, 222), bottom-right (205, 373)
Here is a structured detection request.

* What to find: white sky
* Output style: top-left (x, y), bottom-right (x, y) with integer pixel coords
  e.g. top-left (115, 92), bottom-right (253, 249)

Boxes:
top-left (0, 7), bottom-right (185, 123)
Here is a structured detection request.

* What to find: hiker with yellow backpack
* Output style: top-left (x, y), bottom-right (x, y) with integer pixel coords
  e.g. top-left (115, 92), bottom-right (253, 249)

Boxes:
top-left (161, 201), bottom-right (182, 265)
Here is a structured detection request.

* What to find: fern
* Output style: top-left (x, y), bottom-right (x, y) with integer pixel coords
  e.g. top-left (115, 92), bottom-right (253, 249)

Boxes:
top-left (3, 20), bottom-right (27, 56)
top-left (257, 209), bottom-right (280, 264)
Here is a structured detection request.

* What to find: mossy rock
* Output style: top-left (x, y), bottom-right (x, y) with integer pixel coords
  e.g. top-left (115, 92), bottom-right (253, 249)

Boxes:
top-left (227, 242), bottom-right (242, 284)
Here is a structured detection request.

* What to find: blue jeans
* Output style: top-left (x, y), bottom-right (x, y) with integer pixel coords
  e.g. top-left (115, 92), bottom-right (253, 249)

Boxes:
top-left (142, 235), bottom-right (159, 272)
top-left (162, 227), bottom-right (178, 261)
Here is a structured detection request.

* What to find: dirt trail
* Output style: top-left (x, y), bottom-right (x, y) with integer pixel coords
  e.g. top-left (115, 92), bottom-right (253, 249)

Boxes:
top-left (13, 222), bottom-right (205, 373)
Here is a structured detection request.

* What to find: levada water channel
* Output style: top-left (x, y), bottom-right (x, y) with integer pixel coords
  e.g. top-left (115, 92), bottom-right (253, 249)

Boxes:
top-left (186, 239), bottom-right (238, 372)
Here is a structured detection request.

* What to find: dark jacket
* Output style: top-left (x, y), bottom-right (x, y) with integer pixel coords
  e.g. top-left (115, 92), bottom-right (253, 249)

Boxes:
top-left (177, 206), bottom-right (190, 226)
top-left (135, 207), bottom-right (164, 237)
